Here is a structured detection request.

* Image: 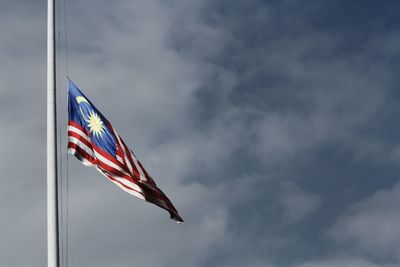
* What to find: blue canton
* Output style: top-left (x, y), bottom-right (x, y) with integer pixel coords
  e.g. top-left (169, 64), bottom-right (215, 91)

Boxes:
top-left (68, 79), bottom-right (117, 157)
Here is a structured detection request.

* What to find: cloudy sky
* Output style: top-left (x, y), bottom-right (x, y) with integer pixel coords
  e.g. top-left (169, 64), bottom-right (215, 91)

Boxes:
top-left (1, 0), bottom-right (400, 266)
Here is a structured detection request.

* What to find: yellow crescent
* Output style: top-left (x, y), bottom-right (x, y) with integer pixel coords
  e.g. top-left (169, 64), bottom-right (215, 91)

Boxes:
top-left (76, 96), bottom-right (89, 104)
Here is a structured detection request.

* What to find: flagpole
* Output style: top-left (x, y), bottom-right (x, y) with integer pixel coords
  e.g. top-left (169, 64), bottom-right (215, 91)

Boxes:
top-left (47, 0), bottom-right (60, 265)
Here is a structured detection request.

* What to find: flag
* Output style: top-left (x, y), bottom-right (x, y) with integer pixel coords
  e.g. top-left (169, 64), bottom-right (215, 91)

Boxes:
top-left (67, 79), bottom-right (183, 223)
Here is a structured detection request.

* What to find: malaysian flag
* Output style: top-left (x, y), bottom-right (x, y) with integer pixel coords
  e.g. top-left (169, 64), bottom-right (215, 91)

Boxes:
top-left (67, 79), bottom-right (183, 223)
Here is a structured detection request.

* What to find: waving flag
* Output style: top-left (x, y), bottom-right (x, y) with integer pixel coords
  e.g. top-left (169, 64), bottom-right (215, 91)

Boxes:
top-left (67, 79), bottom-right (183, 223)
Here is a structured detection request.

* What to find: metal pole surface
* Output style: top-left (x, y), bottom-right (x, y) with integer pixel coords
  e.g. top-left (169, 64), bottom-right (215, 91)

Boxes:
top-left (47, 0), bottom-right (59, 265)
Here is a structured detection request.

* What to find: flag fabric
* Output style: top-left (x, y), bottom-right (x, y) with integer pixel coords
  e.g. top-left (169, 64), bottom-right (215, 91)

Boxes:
top-left (67, 79), bottom-right (183, 223)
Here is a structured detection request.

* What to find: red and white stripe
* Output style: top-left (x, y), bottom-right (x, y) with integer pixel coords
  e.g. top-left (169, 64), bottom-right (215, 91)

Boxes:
top-left (67, 120), bottom-right (183, 223)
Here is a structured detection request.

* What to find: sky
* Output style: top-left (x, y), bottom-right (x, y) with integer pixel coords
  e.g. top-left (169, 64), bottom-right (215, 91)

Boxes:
top-left (1, 0), bottom-right (400, 266)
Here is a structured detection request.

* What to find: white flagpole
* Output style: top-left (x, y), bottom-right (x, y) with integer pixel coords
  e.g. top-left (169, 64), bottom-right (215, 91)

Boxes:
top-left (47, 0), bottom-right (60, 265)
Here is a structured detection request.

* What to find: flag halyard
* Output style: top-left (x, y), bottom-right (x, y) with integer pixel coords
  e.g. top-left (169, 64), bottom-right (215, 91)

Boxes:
top-left (67, 79), bottom-right (183, 223)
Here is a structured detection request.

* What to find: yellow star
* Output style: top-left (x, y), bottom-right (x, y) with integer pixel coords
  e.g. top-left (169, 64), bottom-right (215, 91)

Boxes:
top-left (86, 110), bottom-right (105, 138)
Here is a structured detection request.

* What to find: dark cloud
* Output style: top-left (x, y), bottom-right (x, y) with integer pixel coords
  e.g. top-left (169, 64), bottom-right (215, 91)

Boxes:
top-left (1, 0), bottom-right (400, 266)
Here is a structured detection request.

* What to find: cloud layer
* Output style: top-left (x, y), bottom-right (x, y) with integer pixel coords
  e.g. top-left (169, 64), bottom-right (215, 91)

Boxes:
top-left (1, 0), bottom-right (400, 266)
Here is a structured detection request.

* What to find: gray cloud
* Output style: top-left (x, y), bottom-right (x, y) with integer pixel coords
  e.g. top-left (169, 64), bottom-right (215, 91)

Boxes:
top-left (329, 182), bottom-right (400, 262)
top-left (280, 181), bottom-right (322, 224)
top-left (297, 257), bottom-right (398, 267)
top-left (2, 0), bottom-right (400, 266)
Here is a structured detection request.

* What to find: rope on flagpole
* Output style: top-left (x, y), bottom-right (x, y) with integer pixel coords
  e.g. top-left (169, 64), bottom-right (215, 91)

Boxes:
top-left (56, 0), bottom-right (65, 265)
top-left (57, 1), bottom-right (67, 265)
top-left (55, 0), bottom-right (71, 264)
top-left (63, 0), bottom-right (70, 78)
top-left (62, 0), bottom-right (70, 265)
